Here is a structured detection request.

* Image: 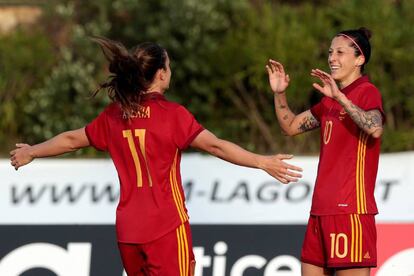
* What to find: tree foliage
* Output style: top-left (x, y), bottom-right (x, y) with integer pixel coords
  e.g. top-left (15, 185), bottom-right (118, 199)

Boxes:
top-left (1, 0), bottom-right (413, 156)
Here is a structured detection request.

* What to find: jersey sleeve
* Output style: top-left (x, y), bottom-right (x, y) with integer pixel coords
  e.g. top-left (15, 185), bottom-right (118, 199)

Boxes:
top-left (357, 85), bottom-right (386, 122)
top-left (310, 100), bottom-right (324, 121)
top-left (85, 108), bottom-right (109, 151)
top-left (173, 105), bottom-right (204, 150)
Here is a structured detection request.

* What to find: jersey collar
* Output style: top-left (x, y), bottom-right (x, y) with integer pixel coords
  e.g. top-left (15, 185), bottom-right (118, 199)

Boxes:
top-left (141, 92), bottom-right (166, 101)
top-left (341, 75), bottom-right (369, 94)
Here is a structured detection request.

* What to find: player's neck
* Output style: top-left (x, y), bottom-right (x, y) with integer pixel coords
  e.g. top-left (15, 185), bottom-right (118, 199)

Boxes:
top-left (338, 71), bottom-right (362, 89)
top-left (145, 82), bottom-right (166, 95)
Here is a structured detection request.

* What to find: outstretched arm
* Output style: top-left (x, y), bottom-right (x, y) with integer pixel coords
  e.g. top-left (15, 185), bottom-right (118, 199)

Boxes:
top-left (10, 127), bottom-right (90, 170)
top-left (311, 69), bottom-right (383, 138)
top-left (266, 59), bottom-right (320, 136)
top-left (190, 130), bottom-right (303, 184)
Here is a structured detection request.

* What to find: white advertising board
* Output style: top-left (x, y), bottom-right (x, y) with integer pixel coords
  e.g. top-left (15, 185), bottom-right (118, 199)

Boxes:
top-left (0, 152), bottom-right (413, 224)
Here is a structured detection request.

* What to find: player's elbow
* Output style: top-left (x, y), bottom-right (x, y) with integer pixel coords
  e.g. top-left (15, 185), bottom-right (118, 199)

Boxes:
top-left (204, 140), bottom-right (225, 157)
top-left (369, 127), bottom-right (383, 139)
top-left (191, 131), bottom-right (224, 157)
top-left (283, 131), bottom-right (297, 137)
top-left (283, 120), bottom-right (302, 137)
top-left (66, 135), bottom-right (82, 151)
top-left (64, 129), bottom-right (89, 151)
top-left (282, 127), bottom-right (299, 137)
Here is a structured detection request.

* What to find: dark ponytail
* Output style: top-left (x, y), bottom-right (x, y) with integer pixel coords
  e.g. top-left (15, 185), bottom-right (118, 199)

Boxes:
top-left (92, 36), bottom-right (167, 118)
top-left (337, 27), bottom-right (372, 72)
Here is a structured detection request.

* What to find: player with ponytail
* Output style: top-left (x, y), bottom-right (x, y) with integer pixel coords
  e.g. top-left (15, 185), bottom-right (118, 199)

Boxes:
top-left (11, 36), bottom-right (302, 276)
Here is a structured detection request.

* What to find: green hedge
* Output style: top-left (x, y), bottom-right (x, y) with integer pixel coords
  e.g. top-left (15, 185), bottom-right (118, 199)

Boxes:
top-left (1, 0), bottom-right (413, 156)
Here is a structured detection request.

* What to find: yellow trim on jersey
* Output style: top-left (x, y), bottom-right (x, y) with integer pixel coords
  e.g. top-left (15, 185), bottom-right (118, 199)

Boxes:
top-left (350, 214), bottom-right (355, 262)
top-left (176, 229), bottom-right (183, 275)
top-left (361, 134), bottom-right (368, 212)
top-left (357, 214), bottom-right (363, 262)
top-left (134, 129), bottom-right (153, 187)
top-left (356, 132), bottom-right (369, 214)
top-left (170, 150), bottom-right (189, 223)
top-left (122, 130), bottom-right (143, 187)
top-left (350, 214), bottom-right (363, 263)
top-left (176, 224), bottom-right (190, 276)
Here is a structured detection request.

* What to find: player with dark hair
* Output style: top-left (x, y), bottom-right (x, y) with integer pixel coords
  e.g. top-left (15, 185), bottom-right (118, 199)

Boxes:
top-left (266, 27), bottom-right (384, 276)
top-left (10, 36), bottom-right (302, 276)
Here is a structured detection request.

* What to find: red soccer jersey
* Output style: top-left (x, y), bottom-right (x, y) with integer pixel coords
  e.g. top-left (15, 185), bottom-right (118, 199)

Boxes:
top-left (310, 76), bottom-right (385, 215)
top-left (85, 93), bottom-right (204, 243)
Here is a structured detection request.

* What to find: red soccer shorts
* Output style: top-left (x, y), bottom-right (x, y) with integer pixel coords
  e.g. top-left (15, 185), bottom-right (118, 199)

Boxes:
top-left (301, 214), bottom-right (377, 268)
top-left (118, 222), bottom-right (195, 276)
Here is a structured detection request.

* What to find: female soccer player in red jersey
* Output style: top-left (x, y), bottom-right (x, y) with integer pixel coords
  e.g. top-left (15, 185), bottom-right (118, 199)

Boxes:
top-left (266, 27), bottom-right (384, 276)
top-left (10, 37), bottom-right (302, 276)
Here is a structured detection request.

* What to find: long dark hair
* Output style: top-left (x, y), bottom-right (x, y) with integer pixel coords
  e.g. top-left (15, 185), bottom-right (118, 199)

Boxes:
top-left (92, 36), bottom-right (167, 118)
top-left (336, 27), bottom-right (372, 72)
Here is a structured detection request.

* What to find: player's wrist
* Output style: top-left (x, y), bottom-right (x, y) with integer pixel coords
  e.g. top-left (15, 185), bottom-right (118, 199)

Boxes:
top-left (334, 92), bottom-right (347, 105)
top-left (255, 155), bottom-right (264, 170)
top-left (27, 147), bottom-right (37, 159)
top-left (273, 90), bottom-right (286, 96)
top-left (255, 155), bottom-right (266, 170)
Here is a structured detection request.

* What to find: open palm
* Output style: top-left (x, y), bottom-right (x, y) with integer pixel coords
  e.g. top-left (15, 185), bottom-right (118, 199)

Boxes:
top-left (311, 69), bottom-right (342, 99)
top-left (266, 59), bottom-right (290, 94)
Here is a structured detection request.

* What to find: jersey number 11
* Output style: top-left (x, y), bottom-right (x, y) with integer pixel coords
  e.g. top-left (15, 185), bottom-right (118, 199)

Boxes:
top-left (123, 129), bottom-right (153, 187)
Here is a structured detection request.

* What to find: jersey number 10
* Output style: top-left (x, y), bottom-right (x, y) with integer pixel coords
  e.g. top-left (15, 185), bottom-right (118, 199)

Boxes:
top-left (330, 233), bottom-right (348, 259)
top-left (324, 121), bottom-right (333, 145)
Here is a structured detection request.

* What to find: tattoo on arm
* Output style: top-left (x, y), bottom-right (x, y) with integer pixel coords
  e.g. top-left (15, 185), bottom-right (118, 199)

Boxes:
top-left (275, 96), bottom-right (288, 109)
top-left (343, 102), bottom-right (383, 131)
top-left (298, 115), bottom-right (320, 132)
top-left (277, 99), bottom-right (286, 109)
top-left (283, 114), bottom-right (289, 120)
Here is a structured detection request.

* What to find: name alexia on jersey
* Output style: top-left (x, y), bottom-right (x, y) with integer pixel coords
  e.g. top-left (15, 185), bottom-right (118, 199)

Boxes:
top-left (122, 105), bottom-right (150, 119)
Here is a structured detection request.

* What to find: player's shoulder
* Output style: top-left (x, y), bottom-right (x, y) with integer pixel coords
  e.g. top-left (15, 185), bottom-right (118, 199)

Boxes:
top-left (161, 99), bottom-right (181, 109)
top-left (158, 99), bottom-right (191, 114)
top-left (355, 81), bottom-right (381, 97)
top-left (358, 76), bottom-right (379, 91)
top-left (359, 81), bottom-right (378, 91)
top-left (103, 102), bottom-right (122, 114)
top-left (93, 103), bottom-right (123, 121)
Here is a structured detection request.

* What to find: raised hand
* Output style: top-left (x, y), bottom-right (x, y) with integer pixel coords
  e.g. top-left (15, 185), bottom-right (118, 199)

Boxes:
top-left (311, 69), bottom-right (343, 100)
top-left (266, 59), bottom-right (290, 94)
top-left (10, 143), bottom-right (34, 170)
top-left (260, 154), bottom-right (303, 184)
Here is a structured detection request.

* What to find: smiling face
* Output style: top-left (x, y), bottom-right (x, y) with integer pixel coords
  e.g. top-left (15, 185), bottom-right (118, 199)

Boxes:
top-left (328, 36), bottom-right (365, 88)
